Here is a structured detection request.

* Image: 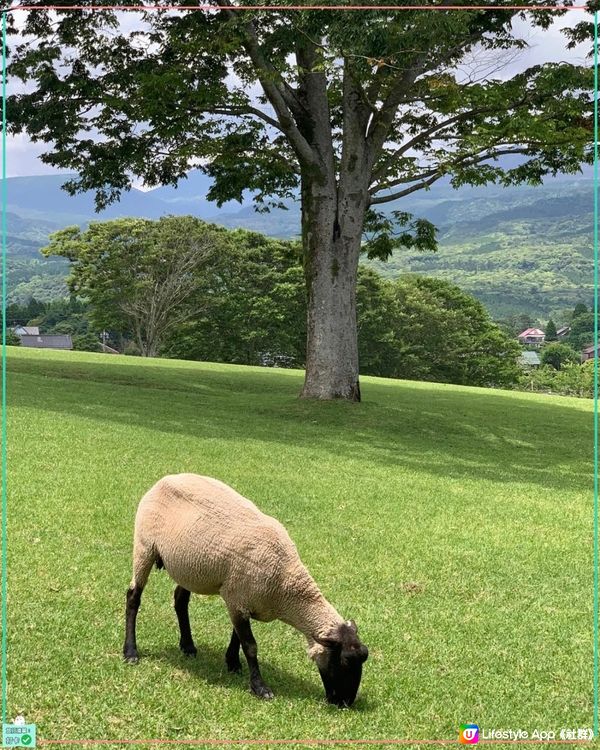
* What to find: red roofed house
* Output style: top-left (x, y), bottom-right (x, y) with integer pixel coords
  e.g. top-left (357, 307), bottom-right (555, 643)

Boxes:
top-left (517, 328), bottom-right (545, 348)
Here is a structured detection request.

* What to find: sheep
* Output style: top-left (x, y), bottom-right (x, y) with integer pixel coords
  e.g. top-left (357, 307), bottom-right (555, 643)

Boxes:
top-left (123, 473), bottom-right (368, 707)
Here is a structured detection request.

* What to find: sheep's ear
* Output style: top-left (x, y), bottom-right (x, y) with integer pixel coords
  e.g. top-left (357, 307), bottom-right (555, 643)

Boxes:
top-left (312, 634), bottom-right (342, 651)
top-left (346, 619), bottom-right (358, 633)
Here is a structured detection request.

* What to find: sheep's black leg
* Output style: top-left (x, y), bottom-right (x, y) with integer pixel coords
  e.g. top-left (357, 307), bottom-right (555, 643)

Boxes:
top-left (123, 585), bottom-right (143, 663)
top-left (225, 628), bottom-right (242, 674)
top-left (231, 615), bottom-right (274, 700)
top-left (174, 586), bottom-right (197, 657)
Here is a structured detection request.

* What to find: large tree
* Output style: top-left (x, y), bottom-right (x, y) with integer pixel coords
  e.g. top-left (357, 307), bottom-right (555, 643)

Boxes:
top-left (43, 216), bottom-right (221, 356)
top-left (7, 0), bottom-right (593, 399)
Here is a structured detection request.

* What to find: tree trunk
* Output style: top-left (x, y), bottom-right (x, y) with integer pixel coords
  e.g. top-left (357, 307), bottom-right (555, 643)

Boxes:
top-left (300, 175), bottom-right (366, 401)
top-left (295, 57), bottom-right (371, 401)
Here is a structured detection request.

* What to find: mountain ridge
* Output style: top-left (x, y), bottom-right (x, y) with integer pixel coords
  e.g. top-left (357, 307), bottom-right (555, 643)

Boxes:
top-left (6, 168), bottom-right (594, 319)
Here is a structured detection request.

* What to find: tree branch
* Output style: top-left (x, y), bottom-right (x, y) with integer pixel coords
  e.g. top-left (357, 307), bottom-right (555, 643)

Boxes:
top-left (369, 146), bottom-right (533, 205)
top-left (371, 109), bottom-right (487, 183)
top-left (200, 105), bottom-right (283, 132)
top-left (366, 13), bottom-right (497, 167)
top-left (370, 174), bottom-right (443, 205)
top-left (215, 0), bottom-right (318, 167)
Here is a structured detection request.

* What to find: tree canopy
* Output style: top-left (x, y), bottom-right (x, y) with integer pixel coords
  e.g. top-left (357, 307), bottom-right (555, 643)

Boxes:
top-left (545, 318), bottom-right (558, 341)
top-left (43, 215), bottom-right (520, 387)
top-left (568, 310), bottom-right (595, 350)
top-left (8, 2), bottom-right (593, 218)
top-left (42, 215), bottom-right (222, 356)
top-left (540, 342), bottom-right (579, 370)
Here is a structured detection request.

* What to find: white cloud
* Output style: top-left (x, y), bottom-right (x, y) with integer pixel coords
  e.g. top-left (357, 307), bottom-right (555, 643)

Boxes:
top-left (5, 134), bottom-right (61, 178)
top-left (511, 12), bottom-right (590, 69)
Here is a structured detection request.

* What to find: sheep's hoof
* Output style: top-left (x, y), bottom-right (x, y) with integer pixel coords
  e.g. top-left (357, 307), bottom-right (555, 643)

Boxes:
top-left (124, 652), bottom-right (139, 664)
top-left (251, 683), bottom-right (274, 700)
top-left (180, 643), bottom-right (197, 658)
top-left (227, 662), bottom-right (242, 674)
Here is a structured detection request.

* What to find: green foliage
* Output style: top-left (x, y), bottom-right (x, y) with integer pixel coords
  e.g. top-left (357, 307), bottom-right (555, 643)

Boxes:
top-left (355, 269), bottom-right (402, 377)
top-left (573, 302), bottom-right (588, 318)
top-left (43, 216), bottom-right (225, 357)
top-left (540, 342), bottom-right (578, 370)
top-left (4, 210), bottom-right (70, 305)
top-left (357, 269), bottom-right (519, 386)
top-left (545, 318), bottom-right (558, 342)
top-left (6, 330), bottom-right (21, 346)
top-left (7, 297), bottom-right (47, 326)
top-left (44, 216), bottom-right (517, 387)
top-left (9, 297), bottom-right (98, 345)
top-left (9, 6), bottom-right (592, 201)
top-left (496, 313), bottom-right (540, 338)
top-left (567, 311), bottom-right (595, 351)
top-left (363, 210), bottom-right (437, 262)
top-left (7, 174), bottom-right (595, 323)
top-left (366, 179), bottom-right (594, 320)
top-left (8, 3), bottom-right (593, 273)
top-left (165, 230), bottom-right (306, 366)
top-left (9, 272), bottom-right (69, 305)
top-left (32, 297), bottom-right (92, 335)
top-left (518, 360), bottom-right (593, 398)
top-left (72, 333), bottom-right (101, 352)
top-left (380, 275), bottom-right (521, 387)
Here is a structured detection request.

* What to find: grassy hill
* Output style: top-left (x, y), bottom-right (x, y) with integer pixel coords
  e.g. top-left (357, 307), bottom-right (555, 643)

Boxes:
top-left (6, 171), bottom-right (594, 318)
top-left (6, 347), bottom-right (592, 744)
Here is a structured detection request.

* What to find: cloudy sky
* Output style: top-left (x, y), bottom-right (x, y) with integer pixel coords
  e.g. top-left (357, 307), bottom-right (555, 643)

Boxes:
top-left (4, 9), bottom-right (591, 179)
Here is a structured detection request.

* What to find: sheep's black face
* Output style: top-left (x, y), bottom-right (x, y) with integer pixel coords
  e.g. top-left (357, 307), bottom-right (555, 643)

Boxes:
top-left (313, 621), bottom-right (368, 708)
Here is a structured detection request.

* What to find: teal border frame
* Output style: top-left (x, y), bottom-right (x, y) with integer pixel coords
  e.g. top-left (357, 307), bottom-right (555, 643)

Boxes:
top-left (593, 7), bottom-right (599, 741)
top-left (0, 3), bottom-right (598, 743)
top-left (2, 7), bottom-right (7, 730)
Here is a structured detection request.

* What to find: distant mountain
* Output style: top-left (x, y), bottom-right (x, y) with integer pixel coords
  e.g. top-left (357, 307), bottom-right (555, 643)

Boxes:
top-left (5, 167), bottom-right (594, 318)
top-left (6, 172), bottom-right (252, 224)
top-left (145, 172), bottom-right (249, 216)
top-left (367, 179), bottom-right (593, 319)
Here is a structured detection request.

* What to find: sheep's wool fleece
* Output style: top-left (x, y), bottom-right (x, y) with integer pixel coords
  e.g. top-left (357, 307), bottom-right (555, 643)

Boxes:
top-left (132, 474), bottom-right (343, 639)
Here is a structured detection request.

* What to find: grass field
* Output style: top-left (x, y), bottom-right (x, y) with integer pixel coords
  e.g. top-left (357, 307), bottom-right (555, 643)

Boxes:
top-left (4, 346), bottom-right (594, 748)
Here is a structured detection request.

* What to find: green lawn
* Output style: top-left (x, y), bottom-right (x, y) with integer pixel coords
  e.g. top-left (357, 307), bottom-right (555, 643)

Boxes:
top-left (4, 346), bottom-right (594, 747)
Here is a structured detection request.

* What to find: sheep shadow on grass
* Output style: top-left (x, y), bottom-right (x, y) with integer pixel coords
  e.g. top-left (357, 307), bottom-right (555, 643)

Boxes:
top-left (156, 642), bottom-right (323, 703)
top-left (145, 645), bottom-right (374, 713)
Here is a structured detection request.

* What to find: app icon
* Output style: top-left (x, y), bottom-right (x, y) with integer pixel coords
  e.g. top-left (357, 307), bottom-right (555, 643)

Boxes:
top-left (459, 724), bottom-right (479, 744)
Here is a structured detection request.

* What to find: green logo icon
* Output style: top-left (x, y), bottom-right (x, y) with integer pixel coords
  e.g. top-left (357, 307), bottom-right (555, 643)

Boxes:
top-left (2, 722), bottom-right (36, 747)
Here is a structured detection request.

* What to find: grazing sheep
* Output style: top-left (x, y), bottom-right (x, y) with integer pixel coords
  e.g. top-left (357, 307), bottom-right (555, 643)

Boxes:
top-left (123, 473), bottom-right (368, 706)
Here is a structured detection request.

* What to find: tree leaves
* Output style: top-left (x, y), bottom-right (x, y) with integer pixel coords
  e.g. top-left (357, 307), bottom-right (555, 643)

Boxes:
top-left (8, 1), bottom-right (592, 212)
top-left (41, 216), bottom-right (225, 354)
top-left (363, 209), bottom-right (437, 260)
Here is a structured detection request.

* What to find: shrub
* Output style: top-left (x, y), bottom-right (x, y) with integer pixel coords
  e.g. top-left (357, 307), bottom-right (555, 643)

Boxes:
top-left (518, 361), bottom-right (593, 398)
top-left (72, 333), bottom-right (101, 352)
top-left (540, 343), bottom-right (579, 371)
top-left (6, 330), bottom-right (21, 346)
